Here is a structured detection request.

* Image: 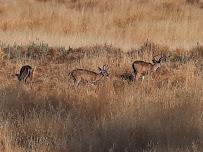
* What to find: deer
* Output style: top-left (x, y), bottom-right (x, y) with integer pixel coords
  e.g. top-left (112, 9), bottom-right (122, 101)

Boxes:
top-left (69, 65), bottom-right (109, 87)
top-left (132, 55), bottom-right (164, 81)
top-left (15, 65), bottom-right (33, 83)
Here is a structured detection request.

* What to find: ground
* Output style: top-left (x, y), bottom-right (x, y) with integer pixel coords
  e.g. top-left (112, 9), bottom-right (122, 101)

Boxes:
top-left (0, 0), bottom-right (203, 152)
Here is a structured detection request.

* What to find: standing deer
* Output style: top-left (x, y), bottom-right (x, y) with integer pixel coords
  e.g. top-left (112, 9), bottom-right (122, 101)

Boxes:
top-left (15, 65), bottom-right (33, 83)
top-left (132, 56), bottom-right (163, 81)
top-left (69, 65), bottom-right (109, 87)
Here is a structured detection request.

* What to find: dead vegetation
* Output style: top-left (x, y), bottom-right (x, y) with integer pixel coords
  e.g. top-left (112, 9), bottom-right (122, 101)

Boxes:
top-left (0, 0), bottom-right (202, 151)
top-left (0, 0), bottom-right (202, 49)
top-left (0, 41), bottom-right (202, 152)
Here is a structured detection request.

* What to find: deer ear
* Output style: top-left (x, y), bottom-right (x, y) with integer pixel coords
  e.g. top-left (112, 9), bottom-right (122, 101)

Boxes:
top-left (103, 65), bottom-right (106, 69)
top-left (158, 57), bottom-right (163, 63)
top-left (152, 59), bottom-right (157, 64)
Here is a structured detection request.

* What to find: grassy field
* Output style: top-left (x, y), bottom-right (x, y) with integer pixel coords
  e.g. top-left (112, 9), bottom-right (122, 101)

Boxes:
top-left (0, 0), bottom-right (202, 49)
top-left (0, 0), bottom-right (203, 152)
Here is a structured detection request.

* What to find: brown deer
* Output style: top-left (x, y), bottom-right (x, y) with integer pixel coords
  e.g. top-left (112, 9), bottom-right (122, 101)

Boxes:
top-left (69, 65), bottom-right (109, 87)
top-left (132, 56), bottom-right (163, 81)
top-left (15, 65), bottom-right (33, 83)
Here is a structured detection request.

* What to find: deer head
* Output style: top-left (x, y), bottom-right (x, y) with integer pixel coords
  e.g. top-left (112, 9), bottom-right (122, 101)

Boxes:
top-left (152, 55), bottom-right (164, 71)
top-left (98, 65), bottom-right (109, 77)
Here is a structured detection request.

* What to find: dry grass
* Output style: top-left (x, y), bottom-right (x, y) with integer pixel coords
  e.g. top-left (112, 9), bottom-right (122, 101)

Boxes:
top-left (0, 42), bottom-right (202, 152)
top-left (0, 0), bottom-right (203, 152)
top-left (0, 0), bottom-right (202, 49)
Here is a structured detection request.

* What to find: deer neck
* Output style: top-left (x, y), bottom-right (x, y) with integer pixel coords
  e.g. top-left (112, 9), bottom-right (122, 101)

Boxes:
top-left (152, 63), bottom-right (161, 71)
top-left (15, 74), bottom-right (20, 81)
top-left (95, 73), bottom-right (104, 82)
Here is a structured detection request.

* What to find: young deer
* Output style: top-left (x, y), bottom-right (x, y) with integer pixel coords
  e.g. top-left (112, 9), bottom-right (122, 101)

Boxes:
top-left (15, 65), bottom-right (33, 83)
top-left (69, 65), bottom-right (109, 87)
top-left (132, 56), bottom-right (163, 81)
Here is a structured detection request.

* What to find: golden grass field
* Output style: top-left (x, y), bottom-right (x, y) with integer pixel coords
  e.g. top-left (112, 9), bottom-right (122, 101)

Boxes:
top-left (0, 0), bottom-right (203, 152)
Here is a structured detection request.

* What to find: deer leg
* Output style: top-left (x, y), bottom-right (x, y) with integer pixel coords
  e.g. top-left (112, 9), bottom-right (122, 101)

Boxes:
top-left (92, 81), bottom-right (97, 85)
top-left (135, 73), bottom-right (141, 81)
top-left (25, 76), bottom-right (31, 84)
top-left (132, 73), bottom-right (136, 81)
top-left (75, 80), bottom-right (81, 87)
top-left (24, 71), bottom-right (31, 84)
top-left (71, 78), bottom-right (76, 86)
top-left (141, 75), bottom-right (145, 81)
top-left (24, 77), bottom-right (27, 83)
top-left (87, 82), bottom-right (94, 87)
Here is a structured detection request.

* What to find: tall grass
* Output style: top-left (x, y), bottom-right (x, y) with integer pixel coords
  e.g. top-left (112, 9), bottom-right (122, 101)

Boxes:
top-left (0, 0), bottom-right (202, 151)
top-left (0, 84), bottom-right (202, 152)
top-left (0, 0), bottom-right (202, 49)
top-left (0, 42), bottom-right (203, 151)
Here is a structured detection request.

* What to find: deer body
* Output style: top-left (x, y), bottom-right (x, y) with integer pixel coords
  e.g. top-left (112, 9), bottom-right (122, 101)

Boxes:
top-left (69, 66), bottom-right (109, 87)
top-left (132, 57), bottom-right (162, 81)
top-left (16, 65), bottom-right (33, 83)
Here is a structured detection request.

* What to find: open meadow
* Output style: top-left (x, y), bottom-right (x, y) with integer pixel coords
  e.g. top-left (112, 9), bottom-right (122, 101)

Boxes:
top-left (0, 0), bottom-right (203, 151)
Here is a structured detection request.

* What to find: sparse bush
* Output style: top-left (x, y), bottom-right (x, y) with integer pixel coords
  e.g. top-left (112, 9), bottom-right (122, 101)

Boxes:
top-left (186, 0), bottom-right (199, 4)
top-left (190, 45), bottom-right (203, 60)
